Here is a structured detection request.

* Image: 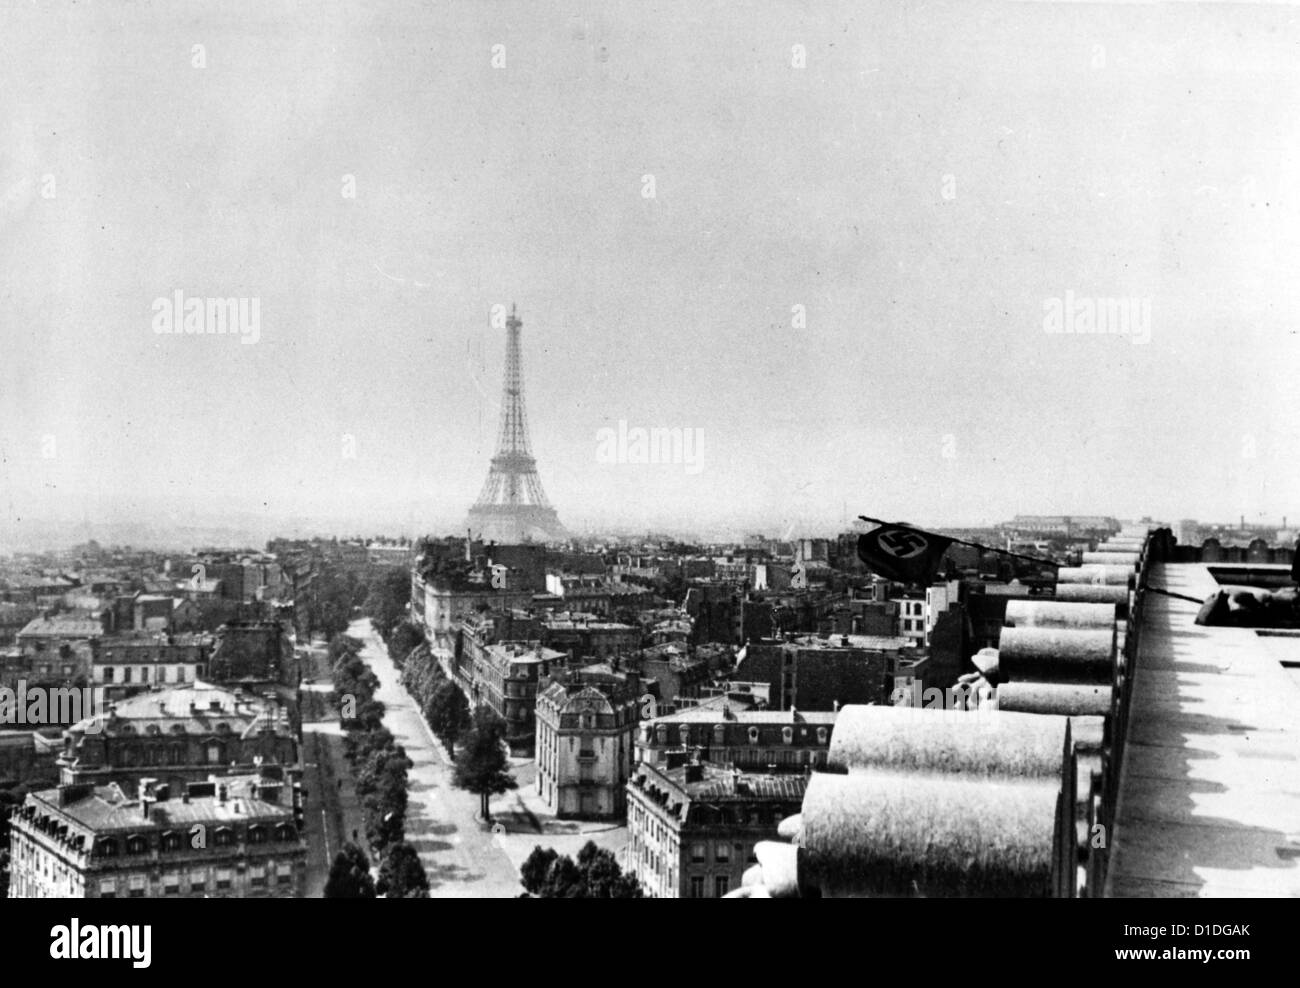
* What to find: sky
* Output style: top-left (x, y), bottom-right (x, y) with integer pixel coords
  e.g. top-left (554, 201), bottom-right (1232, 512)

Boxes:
top-left (2, 0), bottom-right (1299, 550)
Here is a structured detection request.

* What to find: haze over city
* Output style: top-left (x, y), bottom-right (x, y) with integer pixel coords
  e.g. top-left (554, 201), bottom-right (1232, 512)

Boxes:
top-left (3, 1), bottom-right (1298, 552)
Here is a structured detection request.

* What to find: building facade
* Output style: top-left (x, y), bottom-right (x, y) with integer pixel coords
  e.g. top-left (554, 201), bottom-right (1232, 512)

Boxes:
top-left (534, 668), bottom-right (640, 819)
top-left (57, 683), bottom-right (299, 792)
top-left (635, 707), bottom-right (835, 772)
top-left (737, 634), bottom-right (918, 711)
top-left (8, 776), bottom-right (306, 898)
top-left (90, 632), bottom-right (214, 694)
top-left (627, 760), bottom-right (806, 898)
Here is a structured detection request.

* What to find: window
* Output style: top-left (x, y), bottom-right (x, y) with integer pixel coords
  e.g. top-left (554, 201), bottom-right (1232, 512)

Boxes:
top-left (163, 873), bottom-right (180, 895)
top-left (782, 726), bottom-right (794, 744)
top-left (249, 865), bottom-right (267, 888)
top-left (276, 862), bottom-right (293, 885)
top-left (126, 835), bottom-right (148, 855)
top-left (689, 876), bottom-right (704, 899)
top-left (690, 843), bottom-right (706, 863)
top-left (715, 844), bottom-right (730, 864)
top-left (216, 868), bottom-right (232, 891)
top-left (140, 666), bottom-right (150, 683)
top-left (128, 874), bottom-right (145, 898)
top-left (715, 876), bottom-right (729, 898)
top-left (124, 667), bottom-right (133, 684)
top-left (98, 877), bottom-right (117, 898)
top-left (103, 667), bottom-right (115, 683)
top-left (161, 831), bottom-right (183, 851)
top-left (190, 869), bottom-right (206, 893)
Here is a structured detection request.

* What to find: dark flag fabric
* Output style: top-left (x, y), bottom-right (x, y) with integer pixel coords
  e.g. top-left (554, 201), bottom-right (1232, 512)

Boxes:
top-left (857, 523), bottom-right (955, 586)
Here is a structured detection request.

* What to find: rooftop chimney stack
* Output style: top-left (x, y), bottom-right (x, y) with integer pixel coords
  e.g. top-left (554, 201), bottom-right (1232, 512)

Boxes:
top-left (138, 777), bottom-right (158, 820)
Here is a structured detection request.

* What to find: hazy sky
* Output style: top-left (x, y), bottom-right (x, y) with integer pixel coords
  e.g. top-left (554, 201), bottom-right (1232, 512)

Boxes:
top-left (2, 1), bottom-right (1299, 548)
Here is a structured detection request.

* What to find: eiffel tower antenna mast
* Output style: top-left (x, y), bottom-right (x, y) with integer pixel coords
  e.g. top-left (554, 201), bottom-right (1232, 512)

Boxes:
top-left (465, 303), bottom-right (566, 543)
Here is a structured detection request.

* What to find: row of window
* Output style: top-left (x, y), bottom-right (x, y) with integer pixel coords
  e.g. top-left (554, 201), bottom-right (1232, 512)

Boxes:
top-left (30, 661), bottom-right (79, 678)
top-left (104, 741), bottom-right (231, 767)
top-left (95, 823), bottom-right (298, 856)
top-left (650, 724), bottom-right (829, 746)
top-left (100, 665), bottom-right (197, 684)
top-left (98, 862), bottom-right (294, 897)
top-left (689, 875), bottom-right (731, 898)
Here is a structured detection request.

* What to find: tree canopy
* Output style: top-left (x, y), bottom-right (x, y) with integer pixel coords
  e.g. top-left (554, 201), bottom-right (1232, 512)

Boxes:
top-left (324, 843), bottom-right (376, 898)
top-left (425, 680), bottom-right (471, 756)
top-left (519, 842), bottom-right (642, 898)
top-left (452, 705), bottom-right (517, 820)
top-left (376, 841), bottom-right (430, 898)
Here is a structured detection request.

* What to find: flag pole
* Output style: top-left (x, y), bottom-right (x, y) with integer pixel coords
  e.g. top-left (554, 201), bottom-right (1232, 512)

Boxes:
top-left (858, 516), bottom-right (1061, 570)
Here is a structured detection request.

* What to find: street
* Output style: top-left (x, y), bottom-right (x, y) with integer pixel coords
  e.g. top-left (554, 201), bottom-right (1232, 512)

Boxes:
top-left (302, 619), bottom-right (629, 897)
top-left (353, 619), bottom-right (524, 897)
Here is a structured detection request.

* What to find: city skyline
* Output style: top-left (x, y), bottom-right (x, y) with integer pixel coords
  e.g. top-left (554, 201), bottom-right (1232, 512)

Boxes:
top-left (3, 2), bottom-right (1298, 549)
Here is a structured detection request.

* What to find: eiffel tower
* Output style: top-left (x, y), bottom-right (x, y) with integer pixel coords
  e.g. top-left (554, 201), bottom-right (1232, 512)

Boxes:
top-left (465, 304), bottom-right (567, 543)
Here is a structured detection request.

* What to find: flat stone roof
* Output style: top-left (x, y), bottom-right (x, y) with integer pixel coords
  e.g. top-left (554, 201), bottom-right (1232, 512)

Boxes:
top-left (1106, 561), bottom-right (1300, 897)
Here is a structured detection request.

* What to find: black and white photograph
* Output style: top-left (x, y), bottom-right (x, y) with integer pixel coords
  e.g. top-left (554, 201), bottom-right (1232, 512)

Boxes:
top-left (0, 0), bottom-right (1293, 964)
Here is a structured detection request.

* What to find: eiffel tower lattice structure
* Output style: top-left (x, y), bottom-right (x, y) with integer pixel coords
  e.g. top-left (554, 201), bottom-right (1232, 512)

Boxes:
top-left (465, 304), bottom-right (567, 543)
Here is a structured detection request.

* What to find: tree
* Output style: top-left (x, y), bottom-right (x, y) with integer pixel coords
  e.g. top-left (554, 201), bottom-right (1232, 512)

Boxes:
top-left (363, 568), bottom-right (413, 640)
top-left (520, 841), bottom-right (642, 898)
top-left (387, 621), bottom-right (425, 668)
top-left (376, 841), bottom-right (430, 898)
top-left (520, 846), bottom-right (559, 896)
top-left (452, 706), bottom-right (516, 821)
top-left (311, 567), bottom-right (356, 640)
top-left (324, 843), bottom-right (376, 898)
top-left (425, 680), bottom-right (470, 757)
top-left (577, 841), bottom-right (643, 898)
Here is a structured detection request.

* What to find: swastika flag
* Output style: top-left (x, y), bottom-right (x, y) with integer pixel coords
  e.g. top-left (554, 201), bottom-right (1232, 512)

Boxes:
top-left (857, 522), bottom-right (955, 586)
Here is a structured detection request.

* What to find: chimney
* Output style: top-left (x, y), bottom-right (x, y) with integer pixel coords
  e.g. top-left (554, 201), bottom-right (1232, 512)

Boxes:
top-left (138, 778), bottom-right (158, 820)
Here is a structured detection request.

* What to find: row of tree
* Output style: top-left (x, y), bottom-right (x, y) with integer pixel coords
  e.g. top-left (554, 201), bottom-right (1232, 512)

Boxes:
top-left (519, 842), bottom-right (643, 898)
top-left (362, 568), bottom-right (414, 645)
top-left (326, 634), bottom-right (429, 898)
top-left (307, 566), bottom-right (365, 641)
top-left (388, 623), bottom-right (516, 820)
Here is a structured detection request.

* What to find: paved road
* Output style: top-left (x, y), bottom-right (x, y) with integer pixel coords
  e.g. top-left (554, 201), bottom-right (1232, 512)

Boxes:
top-left (351, 619), bottom-right (523, 898)
top-left (298, 640), bottom-right (366, 898)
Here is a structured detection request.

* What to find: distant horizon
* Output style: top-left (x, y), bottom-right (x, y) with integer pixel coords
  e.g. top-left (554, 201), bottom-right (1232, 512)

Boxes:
top-left (1, 507), bottom-right (1292, 558)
